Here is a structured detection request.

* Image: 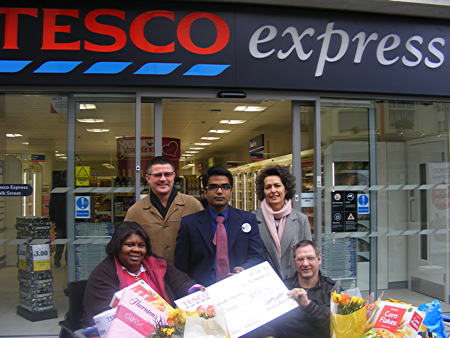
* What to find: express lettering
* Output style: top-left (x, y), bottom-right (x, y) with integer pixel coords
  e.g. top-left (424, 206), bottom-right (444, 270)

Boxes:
top-left (249, 22), bottom-right (445, 77)
top-left (0, 8), bottom-right (230, 55)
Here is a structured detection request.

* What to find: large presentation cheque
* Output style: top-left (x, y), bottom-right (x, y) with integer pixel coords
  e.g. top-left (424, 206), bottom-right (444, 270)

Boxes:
top-left (175, 261), bottom-right (298, 338)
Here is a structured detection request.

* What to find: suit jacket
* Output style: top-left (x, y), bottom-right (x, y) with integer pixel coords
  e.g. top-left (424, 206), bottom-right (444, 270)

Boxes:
top-left (255, 208), bottom-right (312, 281)
top-left (125, 192), bottom-right (203, 262)
top-left (175, 206), bottom-right (265, 286)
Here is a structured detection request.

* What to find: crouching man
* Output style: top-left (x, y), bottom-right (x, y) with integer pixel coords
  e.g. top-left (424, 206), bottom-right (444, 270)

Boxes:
top-left (270, 240), bottom-right (339, 338)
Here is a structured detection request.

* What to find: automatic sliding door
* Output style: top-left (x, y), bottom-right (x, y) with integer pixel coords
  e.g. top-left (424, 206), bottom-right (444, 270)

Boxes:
top-left (69, 97), bottom-right (140, 281)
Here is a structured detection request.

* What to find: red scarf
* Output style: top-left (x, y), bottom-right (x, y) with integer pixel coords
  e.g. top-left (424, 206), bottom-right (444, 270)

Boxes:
top-left (114, 256), bottom-right (169, 303)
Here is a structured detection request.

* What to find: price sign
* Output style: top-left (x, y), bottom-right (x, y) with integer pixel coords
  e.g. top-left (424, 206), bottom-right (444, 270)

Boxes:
top-left (31, 244), bottom-right (51, 271)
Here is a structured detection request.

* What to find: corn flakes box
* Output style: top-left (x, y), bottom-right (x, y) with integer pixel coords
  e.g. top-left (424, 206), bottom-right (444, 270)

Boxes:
top-left (368, 301), bottom-right (425, 337)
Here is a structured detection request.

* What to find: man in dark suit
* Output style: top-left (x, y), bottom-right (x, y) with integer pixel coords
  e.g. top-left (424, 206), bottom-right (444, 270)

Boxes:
top-left (175, 166), bottom-right (265, 286)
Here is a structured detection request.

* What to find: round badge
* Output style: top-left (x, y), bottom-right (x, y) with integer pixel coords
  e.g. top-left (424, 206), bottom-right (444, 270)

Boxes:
top-left (241, 223), bottom-right (251, 233)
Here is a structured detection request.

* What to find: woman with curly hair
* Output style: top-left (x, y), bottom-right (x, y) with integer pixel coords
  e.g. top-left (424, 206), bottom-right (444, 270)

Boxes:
top-left (255, 165), bottom-right (311, 281)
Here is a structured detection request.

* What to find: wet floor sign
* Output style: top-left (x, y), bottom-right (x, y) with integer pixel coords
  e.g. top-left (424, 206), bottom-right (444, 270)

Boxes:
top-left (75, 166), bottom-right (90, 186)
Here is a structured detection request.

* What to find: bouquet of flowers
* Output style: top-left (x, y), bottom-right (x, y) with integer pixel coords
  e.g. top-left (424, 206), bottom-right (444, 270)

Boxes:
top-left (330, 288), bottom-right (370, 338)
top-left (151, 305), bottom-right (229, 338)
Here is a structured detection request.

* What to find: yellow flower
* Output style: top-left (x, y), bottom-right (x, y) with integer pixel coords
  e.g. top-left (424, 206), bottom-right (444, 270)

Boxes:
top-left (332, 291), bottom-right (342, 304)
top-left (161, 328), bottom-right (175, 336)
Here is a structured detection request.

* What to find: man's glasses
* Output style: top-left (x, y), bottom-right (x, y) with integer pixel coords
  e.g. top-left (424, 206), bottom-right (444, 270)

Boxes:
top-left (147, 171), bottom-right (175, 178)
top-left (205, 183), bottom-right (232, 191)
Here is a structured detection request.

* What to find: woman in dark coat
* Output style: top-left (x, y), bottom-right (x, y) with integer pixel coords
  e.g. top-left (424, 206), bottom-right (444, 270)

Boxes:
top-left (82, 222), bottom-right (199, 326)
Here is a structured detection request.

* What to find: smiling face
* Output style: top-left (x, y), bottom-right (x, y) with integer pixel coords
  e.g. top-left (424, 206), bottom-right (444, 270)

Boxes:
top-left (145, 163), bottom-right (175, 198)
top-left (263, 175), bottom-right (287, 211)
top-left (117, 234), bottom-right (147, 273)
top-left (294, 244), bottom-right (321, 282)
top-left (204, 175), bottom-right (232, 213)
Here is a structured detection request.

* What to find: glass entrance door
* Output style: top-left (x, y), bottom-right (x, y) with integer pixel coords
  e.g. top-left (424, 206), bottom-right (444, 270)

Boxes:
top-left (67, 95), bottom-right (154, 282)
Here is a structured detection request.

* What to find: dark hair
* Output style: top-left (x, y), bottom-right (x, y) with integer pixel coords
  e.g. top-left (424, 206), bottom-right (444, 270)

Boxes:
top-left (106, 222), bottom-right (152, 258)
top-left (202, 166), bottom-right (233, 189)
top-left (146, 156), bottom-right (175, 174)
top-left (293, 240), bottom-right (320, 257)
top-left (255, 165), bottom-right (296, 201)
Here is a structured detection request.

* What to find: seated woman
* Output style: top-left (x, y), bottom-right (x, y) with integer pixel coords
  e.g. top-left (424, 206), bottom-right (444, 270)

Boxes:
top-left (82, 222), bottom-right (199, 326)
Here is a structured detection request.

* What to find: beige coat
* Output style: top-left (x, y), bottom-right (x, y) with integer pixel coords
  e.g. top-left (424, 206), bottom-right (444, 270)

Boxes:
top-left (124, 192), bottom-right (203, 262)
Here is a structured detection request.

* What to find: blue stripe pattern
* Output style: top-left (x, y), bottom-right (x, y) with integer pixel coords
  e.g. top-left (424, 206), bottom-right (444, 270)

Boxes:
top-left (84, 61), bottom-right (132, 74)
top-left (183, 64), bottom-right (230, 76)
top-left (0, 60), bottom-right (31, 73)
top-left (0, 60), bottom-right (230, 76)
top-left (134, 62), bottom-right (181, 75)
top-left (34, 61), bottom-right (82, 73)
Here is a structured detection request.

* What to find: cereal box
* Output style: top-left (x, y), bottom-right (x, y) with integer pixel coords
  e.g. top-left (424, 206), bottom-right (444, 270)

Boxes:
top-left (369, 301), bottom-right (425, 337)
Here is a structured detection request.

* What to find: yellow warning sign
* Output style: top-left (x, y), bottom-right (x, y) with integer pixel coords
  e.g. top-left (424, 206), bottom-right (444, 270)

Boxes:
top-left (76, 166), bottom-right (90, 186)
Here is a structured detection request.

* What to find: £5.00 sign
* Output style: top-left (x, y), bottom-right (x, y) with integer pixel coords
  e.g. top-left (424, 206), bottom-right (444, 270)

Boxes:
top-left (32, 244), bottom-right (51, 271)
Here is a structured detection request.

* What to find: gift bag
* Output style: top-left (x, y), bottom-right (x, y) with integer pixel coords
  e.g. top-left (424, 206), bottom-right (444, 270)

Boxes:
top-left (330, 288), bottom-right (368, 338)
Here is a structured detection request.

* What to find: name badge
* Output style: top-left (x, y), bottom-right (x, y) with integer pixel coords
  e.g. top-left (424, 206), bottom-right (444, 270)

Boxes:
top-left (241, 223), bottom-right (251, 233)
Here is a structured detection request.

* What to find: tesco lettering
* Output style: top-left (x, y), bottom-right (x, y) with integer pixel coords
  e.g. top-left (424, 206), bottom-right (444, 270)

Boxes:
top-left (0, 8), bottom-right (230, 55)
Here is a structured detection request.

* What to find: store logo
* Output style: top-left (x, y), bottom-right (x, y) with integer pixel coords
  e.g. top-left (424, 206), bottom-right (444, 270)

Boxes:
top-left (0, 8), bottom-right (231, 76)
top-left (249, 22), bottom-right (445, 77)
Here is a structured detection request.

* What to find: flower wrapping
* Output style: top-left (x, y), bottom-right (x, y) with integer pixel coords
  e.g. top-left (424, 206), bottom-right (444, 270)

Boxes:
top-left (183, 307), bottom-right (230, 338)
top-left (330, 288), bottom-right (368, 338)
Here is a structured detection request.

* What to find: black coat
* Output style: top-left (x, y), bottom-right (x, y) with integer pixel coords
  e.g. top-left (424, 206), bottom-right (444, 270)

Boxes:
top-left (269, 272), bottom-right (338, 338)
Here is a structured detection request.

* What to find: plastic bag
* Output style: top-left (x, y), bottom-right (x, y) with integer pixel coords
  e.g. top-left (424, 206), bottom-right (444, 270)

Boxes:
top-left (418, 299), bottom-right (446, 338)
top-left (330, 288), bottom-right (368, 338)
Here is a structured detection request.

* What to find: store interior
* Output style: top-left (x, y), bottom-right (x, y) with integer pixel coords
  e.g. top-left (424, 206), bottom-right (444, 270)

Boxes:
top-left (0, 94), bottom-right (449, 335)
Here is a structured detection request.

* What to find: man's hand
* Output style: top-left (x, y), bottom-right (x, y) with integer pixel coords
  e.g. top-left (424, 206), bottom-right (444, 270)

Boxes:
top-left (233, 266), bottom-right (245, 273)
top-left (227, 266), bottom-right (245, 277)
top-left (288, 288), bottom-right (311, 307)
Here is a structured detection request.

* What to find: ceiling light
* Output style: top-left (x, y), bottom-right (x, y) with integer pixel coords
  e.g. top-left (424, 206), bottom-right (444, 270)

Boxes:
top-left (209, 129), bottom-right (231, 134)
top-left (182, 154), bottom-right (192, 158)
top-left (194, 142), bottom-right (211, 146)
top-left (185, 150), bottom-right (199, 154)
top-left (79, 103), bottom-right (96, 110)
top-left (201, 137), bottom-right (220, 140)
top-left (220, 120), bottom-right (247, 124)
top-left (102, 163), bottom-right (115, 169)
top-left (55, 153), bottom-right (66, 157)
top-left (58, 156), bottom-right (67, 160)
top-left (390, 0), bottom-right (450, 5)
top-left (6, 133), bottom-right (23, 138)
top-left (189, 147), bottom-right (204, 150)
top-left (22, 142), bottom-right (29, 145)
top-left (77, 118), bottom-right (104, 123)
top-left (182, 163), bottom-right (195, 169)
top-left (86, 128), bottom-right (110, 133)
top-left (234, 105), bottom-right (267, 112)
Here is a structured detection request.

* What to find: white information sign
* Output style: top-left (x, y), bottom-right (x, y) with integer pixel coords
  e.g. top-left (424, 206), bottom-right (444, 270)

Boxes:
top-left (175, 261), bottom-right (298, 338)
top-left (301, 192), bottom-right (314, 207)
